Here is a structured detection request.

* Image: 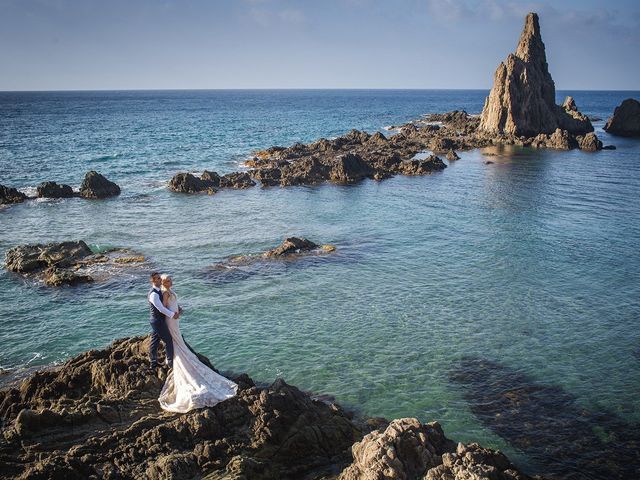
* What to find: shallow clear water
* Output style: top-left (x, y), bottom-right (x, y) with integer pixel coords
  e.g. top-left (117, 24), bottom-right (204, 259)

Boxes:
top-left (1, 89), bottom-right (639, 474)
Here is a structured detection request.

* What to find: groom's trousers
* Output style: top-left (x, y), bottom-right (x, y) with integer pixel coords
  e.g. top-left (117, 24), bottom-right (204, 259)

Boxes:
top-left (149, 318), bottom-right (174, 368)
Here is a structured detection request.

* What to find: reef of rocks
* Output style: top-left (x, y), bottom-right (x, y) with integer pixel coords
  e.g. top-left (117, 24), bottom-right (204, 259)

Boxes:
top-left (169, 170), bottom-right (256, 194)
top-left (604, 98), bottom-right (640, 137)
top-left (4, 241), bottom-right (147, 287)
top-left (0, 171), bottom-right (121, 209)
top-left (0, 337), bottom-right (540, 480)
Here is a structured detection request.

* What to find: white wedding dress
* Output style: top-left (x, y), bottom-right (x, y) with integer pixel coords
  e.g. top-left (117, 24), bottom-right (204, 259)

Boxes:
top-left (158, 288), bottom-right (238, 413)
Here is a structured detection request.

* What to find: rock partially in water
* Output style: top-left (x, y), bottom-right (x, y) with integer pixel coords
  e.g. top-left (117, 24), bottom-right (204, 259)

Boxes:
top-left (0, 184), bottom-right (27, 205)
top-left (169, 172), bottom-right (218, 194)
top-left (426, 442), bottom-right (534, 480)
top-left (219, 171), bottom-right (256, 189)
top-left (262, 237), bottom-right (333, 258)
top-left (5, 240), bottom-right (93, 273)
top-left (4, 241), bottom-right (148, 287)
top-left (547, 128), bottom-right (578, 150)
top-left (36, 181), bottom-right (75, 198)
top-left (450, 357), bottom-right (640, 479)
top-left (446, 149), bottom-right (460, 161)
top-left (79, 170), bottom-right (121, 199)
top-left (479, 13), bottom-right (593, 137)
top-left (578, 132), bottom-right (603, 152)
top-left (604, 98), bottom-right (640, 137)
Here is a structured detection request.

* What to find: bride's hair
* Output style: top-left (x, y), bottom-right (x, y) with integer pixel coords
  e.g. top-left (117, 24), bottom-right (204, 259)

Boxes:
top-left (160, 274), bottom-right (172, 293)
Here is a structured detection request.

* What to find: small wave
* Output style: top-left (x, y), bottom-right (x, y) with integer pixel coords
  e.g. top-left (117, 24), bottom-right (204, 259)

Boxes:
top-left (90, 153), bottom-right (123, 163)
top-left (19, 186), bottom-right (37, 197)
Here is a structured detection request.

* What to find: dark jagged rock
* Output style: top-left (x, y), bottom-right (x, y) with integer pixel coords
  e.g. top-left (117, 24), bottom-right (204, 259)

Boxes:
top-left (219, 171), bottom-right (256, 189)
top-left (169, 172), bottom-right (218, 194)
top-left (36, 181), bottom-right (75, 198)
top-left (604, 98), bottom-right (640, 137)
top-left (79, 171), bottom-right (121, 199)
top-left (0, 184), bottom-right (27, 205)
top-left (263, 237), bottom-right (328, 258)
top-left (450, 357), bottom-right (640, 479)
top-left (547, 128), bottom-right (579, 150)
top-left (479, 13), bottom-right (593, 137)
top-left (4, 241), bottom-right (147, 287)
top-left (0, 338), bottom-right (539, 480)
top-left (329, 153), bottom-right (372, 183)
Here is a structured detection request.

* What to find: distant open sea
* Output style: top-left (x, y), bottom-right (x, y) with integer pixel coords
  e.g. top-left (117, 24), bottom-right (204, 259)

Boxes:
top-left (1, 89), bottom-right (639, 475)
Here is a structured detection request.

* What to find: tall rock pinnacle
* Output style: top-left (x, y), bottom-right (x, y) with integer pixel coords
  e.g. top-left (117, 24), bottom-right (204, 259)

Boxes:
top-left (479, 12), bottom-right (593, 137)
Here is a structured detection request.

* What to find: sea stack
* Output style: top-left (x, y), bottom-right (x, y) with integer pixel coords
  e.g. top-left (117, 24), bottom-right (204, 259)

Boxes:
top-left (479, 12), bottom-right (593, 137)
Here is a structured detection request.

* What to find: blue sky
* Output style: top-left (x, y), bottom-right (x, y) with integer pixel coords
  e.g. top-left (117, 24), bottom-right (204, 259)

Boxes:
top-left (1, 0), bottom-right (638, 90)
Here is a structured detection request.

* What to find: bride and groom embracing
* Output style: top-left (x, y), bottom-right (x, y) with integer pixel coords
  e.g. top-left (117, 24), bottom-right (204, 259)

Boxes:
top-left (147, 272), bottom-right (237, 413)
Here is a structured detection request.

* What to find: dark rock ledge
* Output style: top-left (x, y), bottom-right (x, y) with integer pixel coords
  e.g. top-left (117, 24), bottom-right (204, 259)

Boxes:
top-left (4, 240), bottom-right (147, 287)
top-left (0, 171), bottom-right (121, 209)
top-left (0, 337), bottom-right (539, 480)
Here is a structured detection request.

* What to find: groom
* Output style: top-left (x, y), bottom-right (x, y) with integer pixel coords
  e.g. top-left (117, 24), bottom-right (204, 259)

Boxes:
top-left (148, 272), bottom-right (179, 370)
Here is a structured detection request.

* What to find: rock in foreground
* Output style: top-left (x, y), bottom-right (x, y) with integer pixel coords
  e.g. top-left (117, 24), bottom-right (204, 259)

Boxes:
top-left (0, 337), bottom-right (358, 480)
top-left (79, 170), bottom-right (121, 199)
top-left (479, 13), bottom-right (593, 137)
top-left (604, 98), bottom-right (640, 137)
top-left (0, 337), bottom-right (539, 480)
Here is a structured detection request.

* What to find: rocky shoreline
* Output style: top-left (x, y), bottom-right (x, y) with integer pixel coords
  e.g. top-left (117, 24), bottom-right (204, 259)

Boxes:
top-left (0, 337), bottom-right (538, 480)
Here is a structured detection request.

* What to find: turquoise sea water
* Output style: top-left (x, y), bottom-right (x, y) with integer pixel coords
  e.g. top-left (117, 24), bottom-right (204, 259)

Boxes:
top-left (1, 90), bottom-right (639, 476)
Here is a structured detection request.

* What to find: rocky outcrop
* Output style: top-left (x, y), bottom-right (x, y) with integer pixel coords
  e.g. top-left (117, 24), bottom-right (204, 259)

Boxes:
top-left (169, 171), bottom-right (256, 193)
top-left (0, 338), bottom-right (538, 480)
top-left (338, 418), bottom-right (533, 480)
top-left (219, 171), bottom-right (256, 189)
top-left (36, 181), bottom-right (75, 198)
top-left (0, 185), bottom-right (27, 205)
top-left (4, 241), bottom-right (147, 287)
top-left (79, 171), bottom-right (121, 199)
top-left (578, 132), bottom-right (603, 152)
top-left (604, 98), bottom-right (640, 137)
top-left (479, 13), bottom-right (593, 137)
top-left (169, 172), bottom-right (218, 194)
top-left (0, 337), bottom-right (358, 480)
top-left (5, 240), bottom-right (93, 273)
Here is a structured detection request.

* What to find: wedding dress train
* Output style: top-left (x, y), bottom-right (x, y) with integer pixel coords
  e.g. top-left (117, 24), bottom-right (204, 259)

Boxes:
top-left (158, 288), bottom-right (237, 413)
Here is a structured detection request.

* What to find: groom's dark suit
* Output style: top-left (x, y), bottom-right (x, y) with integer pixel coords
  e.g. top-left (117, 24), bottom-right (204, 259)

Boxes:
top-left (149, 287), bottom-right (174, 368)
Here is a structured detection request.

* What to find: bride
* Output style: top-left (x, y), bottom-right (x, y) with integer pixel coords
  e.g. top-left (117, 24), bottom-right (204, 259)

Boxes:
top-left (158, 274), bottom-right (238, 412)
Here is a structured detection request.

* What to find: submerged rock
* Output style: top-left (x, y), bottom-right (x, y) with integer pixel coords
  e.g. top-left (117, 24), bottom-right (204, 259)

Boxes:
top-left (450, 357), bottom-right (640, 479)
top-left (479, 13), bottom-right (593, 137)
top-left (36, 181), bottom-right (75, 198)
top-left (79, 171), bottom-right (121, 199)
top-left (0, 184), bottom-right (27, 205)
top-left (604, 98), bottom-right (640, 137)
